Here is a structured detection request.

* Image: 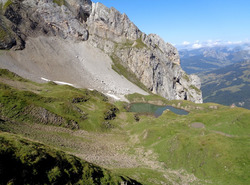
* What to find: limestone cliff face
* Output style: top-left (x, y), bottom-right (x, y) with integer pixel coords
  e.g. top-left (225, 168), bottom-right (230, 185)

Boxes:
top-left (0, 0), bottom-right (91, 50)
top-left (87, 2), bottom-right (141, 42)
top-left (87, 2), bottom-right (202, 103)
top-left (0, 0), bottom-right (202, 103)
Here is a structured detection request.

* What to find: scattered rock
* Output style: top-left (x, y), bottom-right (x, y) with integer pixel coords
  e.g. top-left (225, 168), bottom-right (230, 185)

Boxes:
top-left (66, 120), bottom-right (79, 130)
top-left (102, 121), bottom-right (113, 129)
top-left (134, 114), bottom-right (140, 122)
top-left (195, 106), bottom-right (204, 110)
top-left (230, 103), bottom-right (236, 108)
top-left (23, 105), bottom-right (79, 130)
top-left (72, 96), bottom-right (89, 103)
top-left (72, 105), bottom-right (88, 120)
top-left (209, 105), bottom-right (218, 109)
top-left (104, 105), bottom-right (119, 120)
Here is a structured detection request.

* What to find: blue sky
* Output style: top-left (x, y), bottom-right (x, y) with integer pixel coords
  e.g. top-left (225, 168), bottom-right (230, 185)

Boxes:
top-left (92, 0), bottom-right (250, 47)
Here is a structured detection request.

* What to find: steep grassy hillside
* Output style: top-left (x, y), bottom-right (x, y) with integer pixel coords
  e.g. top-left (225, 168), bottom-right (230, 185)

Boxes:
top-left (200, 61), bottom-right (250, 109)
top-left (0, 69), bottom-right (249, 185)
top-left (124, 94), bottom-right (250, 185)
top-left (0, 68), bottom-right (119, 131)
top-left (0, 132), bottom-right (139, 185)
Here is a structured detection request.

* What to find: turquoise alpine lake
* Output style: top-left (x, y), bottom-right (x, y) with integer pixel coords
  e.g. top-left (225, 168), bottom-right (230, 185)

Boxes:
top-left (129, 103), bottom-right (189, 117)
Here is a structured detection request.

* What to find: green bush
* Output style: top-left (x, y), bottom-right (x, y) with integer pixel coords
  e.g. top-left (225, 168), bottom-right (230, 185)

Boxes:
top-left (3, 0), bottom-right (13, 10)
top-left (53, 0), bottom-right (66, 6)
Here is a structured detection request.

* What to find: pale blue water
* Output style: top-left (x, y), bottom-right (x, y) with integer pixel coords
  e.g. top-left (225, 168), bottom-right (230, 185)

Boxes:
top-left (129, 103), bottom-right (188, 117)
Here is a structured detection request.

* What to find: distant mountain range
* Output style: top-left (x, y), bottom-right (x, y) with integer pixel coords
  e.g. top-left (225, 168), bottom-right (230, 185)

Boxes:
top-left (179, 43), bottom-right (250, 74)
top-left (199, 60), bottom-right (250, 109)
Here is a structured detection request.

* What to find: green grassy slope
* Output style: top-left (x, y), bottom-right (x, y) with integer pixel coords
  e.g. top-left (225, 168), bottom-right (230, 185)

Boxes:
top-left (0, 69), bottom-right (119, 131)
top-left (0, 69), bottom-right (249, 185)
top-left (125, 94), bottom-right (250, 185)
top-left (126, 109), bottom-right (249, 184)
top-left (0, 132), bottom-right (139, 185)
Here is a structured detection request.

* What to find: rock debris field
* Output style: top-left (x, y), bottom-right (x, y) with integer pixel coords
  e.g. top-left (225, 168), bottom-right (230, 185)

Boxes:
top-left (0, 36), bottom-right (148, 101)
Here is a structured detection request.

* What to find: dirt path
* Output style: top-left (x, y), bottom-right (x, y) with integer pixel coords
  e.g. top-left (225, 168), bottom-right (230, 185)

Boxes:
top-left (212, 130), bottom-right (236, 137)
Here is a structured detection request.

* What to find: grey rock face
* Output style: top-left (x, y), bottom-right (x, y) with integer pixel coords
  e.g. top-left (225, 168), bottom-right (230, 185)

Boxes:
top-left (0, 0), bottom-right (8, 4)
top-left (142, 34), bottom-right (180, 65)
top-left (67, 0), bottom-right (92, 22)
top-left (23, 0), bottom-right (90, 40)
top-left (1, 0), bottom-right (91, 47)
top-left (0, 16), bottom-right (16, 49)
top-left (112, 45), bottom-right (202, 103)
top-left (87, 3), bottom-right (202, 103)
top-left (87, 3), bottom-right (141, 42)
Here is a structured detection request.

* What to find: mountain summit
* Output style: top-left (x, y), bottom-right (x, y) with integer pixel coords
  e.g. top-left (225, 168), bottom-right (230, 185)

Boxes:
top-left (0, 0), bottom-right (202, 103)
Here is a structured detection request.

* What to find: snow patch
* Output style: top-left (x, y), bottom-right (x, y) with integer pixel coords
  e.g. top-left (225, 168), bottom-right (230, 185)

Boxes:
top-left (41, 77), bottom-right (75, 87)
top-left (53, 81), bottom-right (75, 87)
top-left (106, 93), bottom-right (121, 100)
top-left (41, 77), bottom-right (50, 82)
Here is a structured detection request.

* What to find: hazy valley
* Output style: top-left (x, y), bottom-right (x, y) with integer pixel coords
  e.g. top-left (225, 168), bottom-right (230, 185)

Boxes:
top-left (200, 60), bottom-right (250, 109)
top-left (179, 44), bottom-right (250, 109)
top-left (179, 43), bottom-right (250, 74)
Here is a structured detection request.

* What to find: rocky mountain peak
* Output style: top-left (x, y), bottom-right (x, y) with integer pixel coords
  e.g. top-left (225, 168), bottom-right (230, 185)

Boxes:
top-left (0, 0), bottom-right (203, 103)
top-left (87, 2), bottom-right (141, 42)
top-left (86, 2), bottom-right (202, 103)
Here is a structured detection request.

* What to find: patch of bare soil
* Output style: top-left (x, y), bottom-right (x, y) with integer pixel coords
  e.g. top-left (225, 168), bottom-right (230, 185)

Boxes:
top-left (191, 122), bottom-right (205, 129)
